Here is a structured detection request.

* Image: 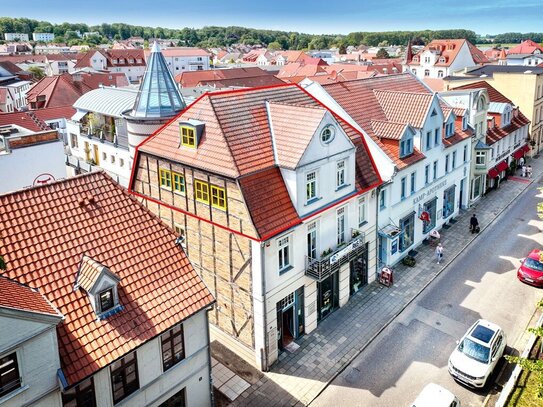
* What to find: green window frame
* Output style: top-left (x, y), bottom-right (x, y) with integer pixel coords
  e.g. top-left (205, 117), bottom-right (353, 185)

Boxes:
top-left (211, 185), bottom-right (227, 210)
top-left (195, 180), bottom-right (209, 203)
top-left (172, 172), bottom-right (185, 194)
top-left (159, 169), bottom-right (172, 189)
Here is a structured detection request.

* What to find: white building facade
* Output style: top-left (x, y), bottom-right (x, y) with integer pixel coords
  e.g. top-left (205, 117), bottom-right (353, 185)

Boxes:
top-left (4, 33), bottom-right (29, 41)
top-left (32, 33), bottom-right (55, 42)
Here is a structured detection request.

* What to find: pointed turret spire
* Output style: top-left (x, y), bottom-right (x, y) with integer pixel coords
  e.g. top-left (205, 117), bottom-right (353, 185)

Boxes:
top-left (129, 42), bottom-right (185, 118)
top-left (405, 39), bottom-right (414, 64)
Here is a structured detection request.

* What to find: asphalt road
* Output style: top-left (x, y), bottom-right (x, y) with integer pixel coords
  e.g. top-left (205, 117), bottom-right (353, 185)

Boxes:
top-left (311, 181), bottom-right (543, 407)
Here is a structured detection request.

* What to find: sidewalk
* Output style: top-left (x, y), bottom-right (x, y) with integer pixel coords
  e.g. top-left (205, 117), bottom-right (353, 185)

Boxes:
top-left (225, 156), bottom-right (543, 407)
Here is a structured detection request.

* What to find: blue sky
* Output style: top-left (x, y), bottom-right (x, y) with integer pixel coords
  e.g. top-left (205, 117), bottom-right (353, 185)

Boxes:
top-left (4, 0), bottom-right (543, 35)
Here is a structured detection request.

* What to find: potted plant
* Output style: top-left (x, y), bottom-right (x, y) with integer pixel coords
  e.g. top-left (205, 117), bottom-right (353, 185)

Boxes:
top-left (402, 255), bottom-right (416, 267)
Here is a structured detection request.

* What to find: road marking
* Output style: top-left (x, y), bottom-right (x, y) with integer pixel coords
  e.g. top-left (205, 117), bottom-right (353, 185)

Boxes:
top-left (398, 305), bottom-right (468, 339)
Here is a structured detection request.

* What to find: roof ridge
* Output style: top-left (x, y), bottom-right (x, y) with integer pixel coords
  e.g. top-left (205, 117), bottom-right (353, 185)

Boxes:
top-left (373, 89), bottom-right (432, 97)
top-left (268, 100), bottom-right (326, 110)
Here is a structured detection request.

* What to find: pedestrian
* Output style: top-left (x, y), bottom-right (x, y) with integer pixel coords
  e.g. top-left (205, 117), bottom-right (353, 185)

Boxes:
top-left (435, 243), bottom-right (444, 264)
top-left (527, 165), bottom-right (533, 178)
top-left (519, 157), bottom-right (525, 168)
top-left (470, 214), bottom-right (479, 234)
top-left (522, 164), bottom-right (527, 177)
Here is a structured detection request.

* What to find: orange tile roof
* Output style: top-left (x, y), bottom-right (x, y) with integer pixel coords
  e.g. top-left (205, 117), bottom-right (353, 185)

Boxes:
top-left (175, 67), bottom-right (276, 87)
top-left (0, 172), bottom-right (214, 386)
top-left (148, 47), bottom-right (210, 58)
top-left (31, 105), bottom-right (77, 121)
top-left (409, 39), bottom-right (489, 66)
top-left (485, 110), bottom-right (530, 145)
top-left (0, 276), bottom-right (61, 317)
top-left (0, 111), bottom-right (49, 132)
top-left (135, 83), bottom-right (381, 240)
top-left (323, 73), bottom-right (431, 169)
top-left (373, 90), bottom-right (434, 129)
top-left (75, 255), bottom-right (119, 292)
top-left (452, 81), bottom-right (512, 104)
top-left (508, 40), bottom-right (543, 55)
top-left (370, 120), bottom-right (408, 140)
top-left (238, 167), bottom-right (301, 239)
top-left (269, 102), bottom-right (327, 169)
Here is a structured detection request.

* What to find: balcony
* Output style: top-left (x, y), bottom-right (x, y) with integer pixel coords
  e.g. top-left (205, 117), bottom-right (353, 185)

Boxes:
top-left (80, 125), bottom-right (127, 149)
top-left (305, 229), bottom-right (366, 281)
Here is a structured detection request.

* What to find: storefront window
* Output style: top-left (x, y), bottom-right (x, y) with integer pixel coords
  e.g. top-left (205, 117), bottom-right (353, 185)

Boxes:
top-left (443, 186), bottom-right (456, 218)
top-left (423, 198), bottom-right (437, 234)
top-left (399, 213), bottom-right (415, 252)
top-left (350, 244), bottom-right (368, 295)
top-left (471, 176), bottom-right (482, 200)
top-left (317, 273), bottom-right (339, 322)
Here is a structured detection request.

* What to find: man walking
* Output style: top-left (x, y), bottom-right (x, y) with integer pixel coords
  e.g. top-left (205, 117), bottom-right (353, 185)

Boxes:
top-left (470, 214), bottom-right (479, 234)
top-left (435, 243), bottom-right (444, 264)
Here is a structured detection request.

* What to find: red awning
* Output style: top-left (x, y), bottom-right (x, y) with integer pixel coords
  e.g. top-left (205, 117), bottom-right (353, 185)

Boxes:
top-left (523, 144), bottom-right (531, 152)
top-left (496, 160), bottom-right (509, 172)
top-left (488, 168), bottom-right (499, 178)
top-left (512, 148), bottom-right (524, 160)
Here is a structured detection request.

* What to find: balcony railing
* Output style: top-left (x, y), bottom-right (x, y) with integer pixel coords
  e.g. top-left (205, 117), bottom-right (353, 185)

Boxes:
top-left (81, 125), bottom-right (124, 146)
top-left (305, 229), bottom-right (366, 281)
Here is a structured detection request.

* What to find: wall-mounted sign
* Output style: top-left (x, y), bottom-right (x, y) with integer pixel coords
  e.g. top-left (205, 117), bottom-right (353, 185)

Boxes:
top-left (33, 173), bottom-right (55, 186)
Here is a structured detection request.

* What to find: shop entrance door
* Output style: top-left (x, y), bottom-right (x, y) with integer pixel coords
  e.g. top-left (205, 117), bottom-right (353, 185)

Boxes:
top-left (281, 306), bottom-right (295, 348)
top-left (317, 272), bottom-right (339, 322)
top-left (350, 247), bottom-right (368, 295)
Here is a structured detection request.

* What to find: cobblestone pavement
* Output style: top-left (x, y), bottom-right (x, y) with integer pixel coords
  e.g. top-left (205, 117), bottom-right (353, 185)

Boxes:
top-left (229, 156), bottom-right (543, 407)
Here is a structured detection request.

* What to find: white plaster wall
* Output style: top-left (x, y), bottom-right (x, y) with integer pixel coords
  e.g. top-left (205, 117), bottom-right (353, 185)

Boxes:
top-left (165, 55), bottom-right (210, 75)
top-left (0, 140), bottom-right (67, 194)
top-left (0, 316), bottom-right (61, 407)
top-left (93, 310), bottom-right (212, 407)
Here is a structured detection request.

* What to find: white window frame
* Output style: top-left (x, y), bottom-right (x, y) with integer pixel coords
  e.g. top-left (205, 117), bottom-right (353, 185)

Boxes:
top-left (475, 151), bottom-right (485, 165)
top-left (307, 222), bottom-right (318, 260)
top-left (358, 197), bottom-right (366, 226)
top-left (278, 235), bottom-right (291, 273)
top-left (337, 207), bottom-right (346, 245)
top-left (336, 160), bottom-right (346, 188)
top-left (306, 171), bottom-right (317, 202)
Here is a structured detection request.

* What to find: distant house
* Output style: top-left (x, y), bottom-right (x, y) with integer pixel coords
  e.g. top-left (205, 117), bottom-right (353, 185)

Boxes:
top-left (4, 33), bottom-right (29, 41)
top-left (34, 44), bottom-right (72, 55)
top-left (144, 47), bottom-right (211, 76)
top-left (44, 54), bottom-right (77, 75)
top-left (405, 39), bottom-right (489, 79)
top-left (0, 110), bottom-right (68, 193)
top-left (0, 172), bottom-right (215, 407)
top-left (26, 71), bottom-right (129, 109)
top-left (32, 32), bottom-right (55, 42)
top-left (0, 61), bottom-right (32, 112)
top-left (74, 49), bottom-right (146, 82)
top-left (505, 41), bottom-right (543, 66)
top-left (175, 66), bottom-right (284, 88)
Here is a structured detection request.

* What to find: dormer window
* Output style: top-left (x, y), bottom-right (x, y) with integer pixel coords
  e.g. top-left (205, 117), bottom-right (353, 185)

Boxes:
top-left (99, 288), bottom-right (114, 312)
top-left (75, 255), bottom-right (122, 319)
top-left (179, 119), bottom-right (205, 148)
top-left (181, 126), bottom-right (196, 147)
top-left (439, 57), bottom-right (446, 63)
top-left (400, 136), bottom-right (413, 157)
top-left (462, 116), bottom-right (468, 130)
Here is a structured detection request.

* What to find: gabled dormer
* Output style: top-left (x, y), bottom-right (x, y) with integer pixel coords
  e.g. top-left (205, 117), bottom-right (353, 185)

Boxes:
top-left (444, 113), bottom-right (456, 138)
top-left (75, 255), bottom-right (122, 319)
top-left (179, 119), bottom-right (205, 148)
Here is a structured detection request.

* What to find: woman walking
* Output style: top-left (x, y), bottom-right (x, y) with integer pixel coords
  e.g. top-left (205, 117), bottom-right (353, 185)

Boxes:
top-left (435, 243), bottom-right (444, 264)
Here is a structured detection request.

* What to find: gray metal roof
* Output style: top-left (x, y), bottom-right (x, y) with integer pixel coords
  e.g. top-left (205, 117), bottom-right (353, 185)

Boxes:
top-left (488, 102), bottom-right (509, 113)
top-left (73, 87), bottom-right (138, 118)
top-left (462, 65), bottom-right (543, 77)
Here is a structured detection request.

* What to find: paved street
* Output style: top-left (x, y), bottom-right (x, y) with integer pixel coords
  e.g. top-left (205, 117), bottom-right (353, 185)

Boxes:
top-left (230, 155), bottom-right (543, 407)
top-left (311, 169), bottom-right (543, 406)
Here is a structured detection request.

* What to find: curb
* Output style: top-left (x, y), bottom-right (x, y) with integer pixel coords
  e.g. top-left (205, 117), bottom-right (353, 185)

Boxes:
top-left (494, 311), bottom-right (543, 407)
top-left (307, 174), bottom-right (538, 406)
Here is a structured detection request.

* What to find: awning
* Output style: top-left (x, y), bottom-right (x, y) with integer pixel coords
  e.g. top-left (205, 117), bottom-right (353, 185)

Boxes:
top-left (488, 168), bottom-right (499, 178)
top-left (379, 224), bottom-right (401, 239)
top-left (496, 160), bottom-right (509, 172)
top-left (512, 148), bottom-right (524, 160)
top-left (523, 144), bottom-right (531, 153)
top-left (71, 110), bottom-right (88, 122)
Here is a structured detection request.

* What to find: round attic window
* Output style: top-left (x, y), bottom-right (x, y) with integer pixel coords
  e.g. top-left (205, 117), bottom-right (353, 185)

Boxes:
top-left (321, 125), bottom-right (335, 144)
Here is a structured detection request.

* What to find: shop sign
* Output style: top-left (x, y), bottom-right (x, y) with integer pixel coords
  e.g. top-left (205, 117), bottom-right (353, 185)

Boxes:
top-left (330, 236), bottom-right (363, 265)
top-left (413, 180), bottom-right (448, 205)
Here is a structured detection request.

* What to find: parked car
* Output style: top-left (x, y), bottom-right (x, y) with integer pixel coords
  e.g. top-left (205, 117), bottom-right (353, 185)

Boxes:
top-left (410, 383), bottom-right (461, 407)
top-left (517, 249), bottom-right (543, 287)
top-left (448, 319), bottom-right (506, 388)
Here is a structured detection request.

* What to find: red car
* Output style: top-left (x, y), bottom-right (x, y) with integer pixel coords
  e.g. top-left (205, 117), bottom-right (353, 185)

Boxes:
top-left (517, 249), bottom-right (543, 287)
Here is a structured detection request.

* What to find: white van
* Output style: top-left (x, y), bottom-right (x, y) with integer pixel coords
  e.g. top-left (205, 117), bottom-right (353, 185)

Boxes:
top-left (410, 383), bottom-right (461, 407)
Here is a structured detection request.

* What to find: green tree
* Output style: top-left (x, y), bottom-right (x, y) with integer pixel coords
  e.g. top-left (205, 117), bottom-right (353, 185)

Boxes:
top-left (268, 41), bottom-right (281, 51)
top-left (505, 299), bottom-right (543, 397)
top-left (376, 48), bottom-right (390, 58)
top-left (27, 66), bottom-right (45, 80)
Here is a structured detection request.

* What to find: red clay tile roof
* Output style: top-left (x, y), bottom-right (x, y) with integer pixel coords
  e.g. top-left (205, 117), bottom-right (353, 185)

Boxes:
top-left (323, 74), bottom-right (432, 169)
top-left (135, 83), bottom-right (381, 239)
top-left (409, 39), bottom-right (489, 67)
top-left (26, 73), bottom-right (128, 108)
top-left (238, 167), bottom-right (301, 239)
top-left (32, 105), bottom-right (77, 122)
top-left (508, 40), bottom-right (543, 55)
top-left (370, 120), bottom-right (408, 140)
top-left (269, 102), bottom-right (327, 169)
top-left (0, 172), bottom-right (214, 386)
top-left (0, 111), bottom-right (49, 131)
top-left (485, 110), bottom-right (530, 145)
top-left (147, 47), bottom-right (210, 58)
top-left (452, 81), bottom-right (513, 104)
top-left (0, 55), bottom-right (47, 64)
top-left (0, 60), bottom-right (24, 75)
top-left (75, 255), bottom-right (120, 292)
top-left (176, 67), bottom-right (275, 87)
top-left (374, 90), bottom-right (434, 129)
top-left (74, 49), bottom-right (145, 69)
top-left (0, 276), bottom-right (61, 317)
